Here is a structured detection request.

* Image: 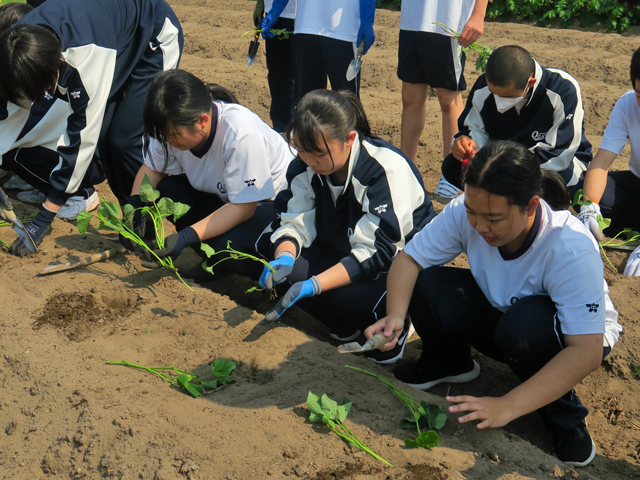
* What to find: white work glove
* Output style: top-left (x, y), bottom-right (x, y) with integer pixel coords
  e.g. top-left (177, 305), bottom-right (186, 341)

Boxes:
top-left (578, 204), bottom-right (605, 243)
top-left (623, 245), bottom-right (640, 276)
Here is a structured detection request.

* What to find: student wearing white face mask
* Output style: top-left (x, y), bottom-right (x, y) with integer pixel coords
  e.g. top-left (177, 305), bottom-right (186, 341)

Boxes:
top-left (438, 45), bottom-right (592, 198)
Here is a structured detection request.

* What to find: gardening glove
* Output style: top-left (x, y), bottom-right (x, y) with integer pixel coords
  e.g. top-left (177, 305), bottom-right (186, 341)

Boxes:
top-left (10, 205), bottom-right (55, 257)
top-left (623, 245), bottom-right (640, 276)
top-left (260, 0), bottom-right (288, 39)
top-left (253, 0), bottom-right (264, 28)
top-left (119, 195), bottom-right (149, 251)
top-left (141, 226), bottom-right (200, 269)
top-left (357, 0), bottom-right (376, 54)
top-left (263, 276), bottom-right (321, 323)
top-left (578, 204), bottom-right (605, 243)
top-left (259, 251), bottom-right (295, 289)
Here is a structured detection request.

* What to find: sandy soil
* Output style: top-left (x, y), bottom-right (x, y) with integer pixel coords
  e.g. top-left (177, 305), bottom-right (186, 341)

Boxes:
top-left (1, 1), bottom-right (640, 479)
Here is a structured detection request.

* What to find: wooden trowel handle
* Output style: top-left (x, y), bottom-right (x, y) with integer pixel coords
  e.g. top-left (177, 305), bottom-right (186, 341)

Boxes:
top-left (366, 330), bottom-right (398, 349)
top-left (38, 247), bottom-right (124, 275)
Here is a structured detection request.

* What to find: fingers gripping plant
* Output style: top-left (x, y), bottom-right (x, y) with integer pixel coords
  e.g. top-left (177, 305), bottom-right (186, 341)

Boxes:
top-left (433, 22), bottom-right (493, 73)
top-left (77, 175), bottom-right (193, 290)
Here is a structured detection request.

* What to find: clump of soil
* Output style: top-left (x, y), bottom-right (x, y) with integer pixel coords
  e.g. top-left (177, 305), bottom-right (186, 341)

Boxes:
top-left (33, 291), bottom-right (140, 341)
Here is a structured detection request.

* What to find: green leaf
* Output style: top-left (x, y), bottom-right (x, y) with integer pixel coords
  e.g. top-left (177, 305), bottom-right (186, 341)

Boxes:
top-left (336, 398), bottom-right (351, 423)
top-left (173, 202), bottom-right (191, 222)
top-left (98, 217), bottom-right (123, 232)
top-left (320, 394), bottom-right (338, 420)
top-left (200, 243), bottom-right (216, 259)
top-left (306, 391), bottom-right (323, 415)
top-left (200, 380), bottom-right (218, 389)
top-left (633, 365), bottom-right (640, 376)
top-left (177, 374), bottom-right (203, 398)
top-left (404, 438), bottom-right (420, 449)
top-left (421, 402), bottom-right (447, 431)
top-left (573, 189), bottom-right (592, 207)
top-left (123, 203), bottom-right (135, 228)
top-left (308, 412), bottom-right (324, 423)
top-left (101, 199), bottom-right (122, 222)
top-left (156, 197), bottom-right (175, 217)
top-left (76, 211), bottom-right (93, 234)
top-left (212, 359), bottom-right (236, 378)
top-left (415, 430), bottom-right (440, 449)
top-left (597, 216), bottom-right (611, 231)
top-left (140, 174), bottom-right (160, 203)
top-left (245, 286), bottom-right (264, 293)
top-left (399, 416), bottom-right (429, 430)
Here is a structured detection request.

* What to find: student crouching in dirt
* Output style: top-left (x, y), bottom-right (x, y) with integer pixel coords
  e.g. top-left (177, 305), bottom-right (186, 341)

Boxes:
top-left (365, 140), bottom-right (622, 467)
top-left (121, 69), bottom-right (295, 276)
top-left (258, 89), bottom-right (436, 364)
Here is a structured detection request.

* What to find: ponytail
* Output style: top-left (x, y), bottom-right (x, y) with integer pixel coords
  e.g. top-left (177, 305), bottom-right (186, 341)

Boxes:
top-left (463, 141), bottom-right (569, 210)
top-left (206, 83), bottom-right (239, 104)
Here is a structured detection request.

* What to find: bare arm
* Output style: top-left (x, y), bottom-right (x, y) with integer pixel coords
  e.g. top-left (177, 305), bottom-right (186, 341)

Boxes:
top-left (130, 164), bottom-right (166, 196)
top-left (583, 148), bottom-right (617, 205)
top-left (448, 333), bottom-right (603, 428)
top-left (458, 0), bottom-right (488, 47)
top-left (191, 201), bottom-right (258, 241)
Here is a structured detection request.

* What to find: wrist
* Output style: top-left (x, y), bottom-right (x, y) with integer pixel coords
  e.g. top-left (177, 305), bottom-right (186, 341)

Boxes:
top-left (276, 250), bottom-right (295, 261)
top-left (310, 275), bottom-right (322, 295)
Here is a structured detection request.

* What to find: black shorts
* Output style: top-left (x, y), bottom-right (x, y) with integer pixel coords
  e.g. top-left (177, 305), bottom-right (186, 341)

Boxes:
top-left (397, 30), bottom-right (466, 91)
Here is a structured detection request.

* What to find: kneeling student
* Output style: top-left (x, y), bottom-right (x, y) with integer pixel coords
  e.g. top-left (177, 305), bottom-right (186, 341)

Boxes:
top-left (366, 141), bottom-right (621, 467)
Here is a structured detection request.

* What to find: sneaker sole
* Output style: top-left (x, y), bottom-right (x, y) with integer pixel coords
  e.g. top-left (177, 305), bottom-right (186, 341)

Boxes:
top-left (406, 360), bottom-right (481, 390)
top-left (552, 420), bottom-right (596, 468)
top-left (367, 323), bottom-right (416, 365)
top-left (329, 330), bottom-right (361, 342)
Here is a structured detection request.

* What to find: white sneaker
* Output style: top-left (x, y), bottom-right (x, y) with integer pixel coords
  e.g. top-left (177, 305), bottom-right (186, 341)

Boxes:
top-left (3, 175), bottom-right (32, 191)
top-left (17, 189), bottom-right (47, 204)
top-left (435, 173), bottom-right (462, 198)
top-left (56, 191), bottom-right (100, 220)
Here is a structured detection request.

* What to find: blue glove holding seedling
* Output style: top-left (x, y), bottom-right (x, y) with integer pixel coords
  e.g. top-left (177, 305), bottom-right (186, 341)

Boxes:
top-left (142, 226), bottom-right (200, 268)
top-left (119, 195), bottom-right (149, 251)
top-left (260, 0), bottom-right (288, 39)
top-left (263, 276), bottom-right (321, 323)
top-left (357, 0), bottom-right (376, 54)
top-left (10, 205), bottom-right (55, 257)
top-left (259, 251), bottom-right (295, 289)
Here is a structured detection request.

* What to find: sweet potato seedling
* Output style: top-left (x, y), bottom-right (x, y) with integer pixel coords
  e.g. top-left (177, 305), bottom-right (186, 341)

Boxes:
top-left (77, 175), bottom-right (193, 291)
top-left (241, 28), bottom-right (293, 40)
top-left (106, 359), bottom-right (236, 398)
top-left (306, 391), bottom-right (392, 466)
top-left (433, 22), bottom-right (493, 72)
top-left (346, 366), bottom-right (446, 450)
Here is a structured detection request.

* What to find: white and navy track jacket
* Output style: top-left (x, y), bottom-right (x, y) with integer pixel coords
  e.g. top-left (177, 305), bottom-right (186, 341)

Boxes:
top-left (17, 0), bottom-right (183, 204)
top-left (458, 60), bottom-right (592, 185)
top-left (270, 135), bottom-right (436, 282)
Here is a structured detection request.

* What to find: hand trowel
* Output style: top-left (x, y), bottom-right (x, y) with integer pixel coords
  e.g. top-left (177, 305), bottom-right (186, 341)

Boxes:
top-left (247, 32), bottom-right (260, 66)
top-left (0, 186), bottom-right (37, 254)
top-left (337, 331), bottom-right (397, 354)
top-left (346, 39), bottom-right (366, 81)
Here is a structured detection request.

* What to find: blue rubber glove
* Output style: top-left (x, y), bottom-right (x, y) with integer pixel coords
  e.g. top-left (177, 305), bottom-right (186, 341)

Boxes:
top-left (259, 251), bottom-right (295, 289)
top-left (260, 0), bottom-right (289, 39)
top-left (262, 276), bottom-right (321, 323)
top-left (141, 226), bottom-right (200, 268)
top-left (10, 205), bottom-right (55, 257)
top-left (357, 0), bottom-right (376, 54)
top-left (119, 195), bottom-right (149, 251)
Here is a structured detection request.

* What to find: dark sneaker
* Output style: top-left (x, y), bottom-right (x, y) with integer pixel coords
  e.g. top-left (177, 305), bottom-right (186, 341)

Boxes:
top-left (329, 327), bottom-right (361, 342)
top-left (552, 420), bottom-right (596, 468)
top-left (392, 359), bottom-right (480, 390)
top-left (363, 317), bottom-right (415, 365)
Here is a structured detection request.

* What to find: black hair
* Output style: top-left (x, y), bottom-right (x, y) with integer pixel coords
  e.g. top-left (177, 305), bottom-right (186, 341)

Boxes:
top-left (143, 69), bottom-right (239, 172)
top-left (286, 89), bottom-right (371, 168)
top-left (463, 141), bottom-right (569, 211)
top-left (631, 46), bottom-right (640, 89)
top-left (0, 2), bottom-right (33, 36)
top-left (0, 23), bottom-right (63, 106)
top-left (485, 45), bottom-right (535, 90)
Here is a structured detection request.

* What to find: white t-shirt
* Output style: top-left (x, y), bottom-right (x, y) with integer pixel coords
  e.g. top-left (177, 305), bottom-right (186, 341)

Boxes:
top-left (144, 102), bottom-right (295, 204)
top-left (400, 0), bottom-right (477, 34)
top-left (598, 90), bottom-right (640, 179)
top-left (404, 196), bottom-right (622, 347)
top-left (265, 0), bottom-right (296, 20)
top-left (294, 0), bottom-right (360, 42)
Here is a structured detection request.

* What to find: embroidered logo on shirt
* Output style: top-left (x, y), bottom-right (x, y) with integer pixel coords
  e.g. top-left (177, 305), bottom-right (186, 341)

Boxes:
top-left (566, 113), bottom-right (573, 120)
top-left (44, 91), bottom-right (53, 100)
top-left (586, 303), bottom-right (599, 313)
top-left (70, 91), bottom-right (81, 99)
top-left (531, 131), bottom-right (546, 141)
top-left (217, 182), bottom-right (227, 194)
top-left (374, 204), bottom-right (388, 214)
top-left (244, 179), bottom-right (256, 187)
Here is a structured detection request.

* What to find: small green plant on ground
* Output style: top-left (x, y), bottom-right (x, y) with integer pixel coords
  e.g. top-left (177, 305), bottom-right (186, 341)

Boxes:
top-left (346, 366), bottom-right (446, 449)
top-left (106, 359), bottom-right (236, 398)
top-left (433, 22), bottom-right (493, 73)
top-left (200, 241), bottom-right (275, 294)
top-left (573, 189), bottom-right (640, 273)
top-left (633, 365), bottom-right (640, 376)
top-left (77, 175), bottom-right (193, 291)
top-left (306, 391), bottom-right (393, 466)
top-left (241, 28), bottom-right (293, 39)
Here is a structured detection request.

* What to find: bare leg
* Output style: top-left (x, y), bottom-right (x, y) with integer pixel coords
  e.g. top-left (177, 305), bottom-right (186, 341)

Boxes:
top-left (400, 82), bottom-right (430, 163)
top-left (435, 88), bottom-right (464, 157)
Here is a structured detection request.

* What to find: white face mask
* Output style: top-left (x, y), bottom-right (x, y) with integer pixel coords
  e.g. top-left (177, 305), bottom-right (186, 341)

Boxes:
top-left (493, 76), bottom-right (533, 113)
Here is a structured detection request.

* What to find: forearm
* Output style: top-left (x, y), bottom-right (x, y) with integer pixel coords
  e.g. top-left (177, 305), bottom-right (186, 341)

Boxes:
top-left (315, 262), bottom-right (351, 292)
top-left (191, 201), bottom-right (257, 241)
top-left (385, 251), bottom-right (421, 318)
top-left (471, 0), bottom-right (488, 19)
top-left (583, 149), bottom-right (617, 205)
top-left (500, 336), bottom-right (602, 423)
top-left (274, 240), bottom-right (298, 258)
top-left (131, 165), bottom-right (165, 196)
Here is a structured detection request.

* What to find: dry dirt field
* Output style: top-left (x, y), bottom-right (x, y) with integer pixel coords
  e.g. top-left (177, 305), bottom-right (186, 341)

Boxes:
top-left (1, 1), bottom-right (640, 479)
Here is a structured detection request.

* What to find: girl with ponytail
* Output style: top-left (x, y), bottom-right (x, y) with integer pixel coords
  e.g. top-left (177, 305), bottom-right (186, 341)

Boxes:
top-left (365, 140), bottom-right (621, 467)
top-left (258, 89), bottom-right (435, 363)
top-left (121, 69), bottom-right (295, 276)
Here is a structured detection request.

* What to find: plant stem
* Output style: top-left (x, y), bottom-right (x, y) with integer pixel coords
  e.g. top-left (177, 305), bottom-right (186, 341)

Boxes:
top-left (333, 420), bottom-right (393, 466)
top-left (106, 360), bottom-right (179, 384)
